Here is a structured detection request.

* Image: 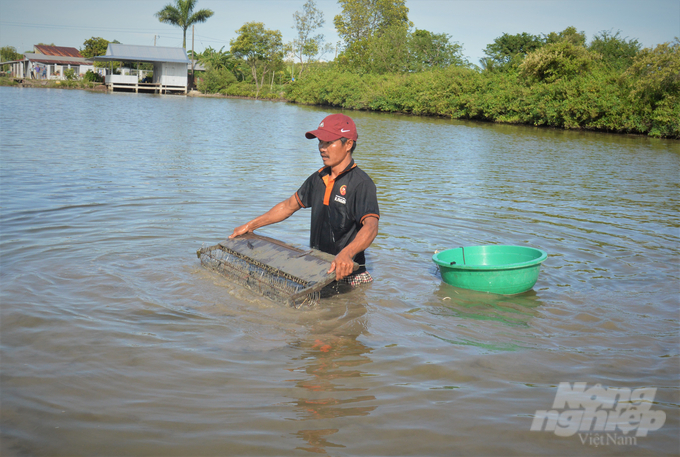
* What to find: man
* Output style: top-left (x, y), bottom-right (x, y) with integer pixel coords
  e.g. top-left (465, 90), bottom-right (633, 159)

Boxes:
top-left (230, 113), bottom-right (379, 285)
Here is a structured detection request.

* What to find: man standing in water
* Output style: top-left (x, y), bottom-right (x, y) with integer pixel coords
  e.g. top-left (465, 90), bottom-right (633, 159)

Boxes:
top-left (230, 113), bottom-right (379, 286)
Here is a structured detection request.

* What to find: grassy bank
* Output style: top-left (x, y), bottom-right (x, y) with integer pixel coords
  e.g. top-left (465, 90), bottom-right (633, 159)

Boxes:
top-left (208, 80), bottom-right (285, 100)
top-left (0, 75), bottom-right (106, 91)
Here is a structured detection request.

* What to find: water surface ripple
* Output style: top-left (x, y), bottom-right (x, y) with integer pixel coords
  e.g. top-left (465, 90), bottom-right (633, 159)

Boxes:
top-left (1, 87), bottom-right (678, 456)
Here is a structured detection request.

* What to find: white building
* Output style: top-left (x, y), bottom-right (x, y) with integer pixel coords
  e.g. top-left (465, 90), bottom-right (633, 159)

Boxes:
top-left (93, 44), bottom-right (190, 94)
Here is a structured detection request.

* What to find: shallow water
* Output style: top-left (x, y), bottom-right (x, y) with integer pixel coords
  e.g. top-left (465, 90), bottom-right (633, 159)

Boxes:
top-left (0, 87), bottom-right (678, 456)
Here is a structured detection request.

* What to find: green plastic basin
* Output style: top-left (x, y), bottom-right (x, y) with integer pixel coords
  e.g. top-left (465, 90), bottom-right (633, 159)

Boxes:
top-left (432, 245), bottom-right (547, 295)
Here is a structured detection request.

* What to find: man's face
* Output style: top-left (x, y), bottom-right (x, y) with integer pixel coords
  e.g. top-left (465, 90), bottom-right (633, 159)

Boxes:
top-left (318, 138), bottom-right (353, 168)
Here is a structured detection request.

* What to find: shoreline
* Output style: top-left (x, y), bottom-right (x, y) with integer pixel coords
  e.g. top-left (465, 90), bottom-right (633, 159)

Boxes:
top-left (0, 77), bottom-right (288, 101)
top-left (2, 77), bottom-right (675, 140)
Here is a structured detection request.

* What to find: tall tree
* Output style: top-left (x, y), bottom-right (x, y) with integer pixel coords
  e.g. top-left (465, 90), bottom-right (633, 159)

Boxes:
top-left (366, 24), bottom-right (410, 73)
top-left (289, 0), bottom-right (330, 77)
top-left (1, 46), bottom-right (23, 71)
top-left (1, 46), bottom-right (23, 62)
top-left (80, 37), bottom-right (110, 58)
top-left (334, 0), bottom-right (410, 44)
top-left (230, 22), bottom-right (283, 97)
top-left (155, 0), bottom-right (214, 49)
top-left (334, 0), bottom-right (411, 68)
top-left (361, 27), bottom-right (468, 74)
top-left (81, 37), bottom-right (121, 69)
top-left (409, 29), bottom-right (467, 71)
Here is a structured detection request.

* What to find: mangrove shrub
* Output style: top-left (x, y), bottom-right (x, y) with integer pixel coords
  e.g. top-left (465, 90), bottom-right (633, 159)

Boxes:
top-left (285, 40), bottom-right (679, 138)
top-left (519, 41), bottom-right (601, 83)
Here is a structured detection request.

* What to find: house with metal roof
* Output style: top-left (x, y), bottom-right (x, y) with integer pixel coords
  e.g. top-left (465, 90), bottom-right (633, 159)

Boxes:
top-left (92, 44), bottom-right (191, 94)
top-left (4, 45), bottom-right (94, 80)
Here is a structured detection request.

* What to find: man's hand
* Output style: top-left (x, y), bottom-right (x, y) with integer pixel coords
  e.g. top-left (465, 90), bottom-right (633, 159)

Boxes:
top-left (229, 223), bottom-right (251, 239)
top-left (228, 194), bottom-right (302, 239)
top-left (328, 250), bottom-right (355, 280)
top-left (327, 216), bottom-right (378, 281)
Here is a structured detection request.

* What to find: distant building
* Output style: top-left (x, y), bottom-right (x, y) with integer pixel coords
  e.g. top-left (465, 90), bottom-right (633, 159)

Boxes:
top-left (4, 45), bottom-right (94, 80)
top-left (92, 44), bottom-right (190, 94)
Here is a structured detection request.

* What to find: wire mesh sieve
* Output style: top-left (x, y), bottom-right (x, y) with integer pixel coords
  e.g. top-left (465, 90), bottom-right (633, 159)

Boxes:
top-left (197, 233), bottom-right (352, 308)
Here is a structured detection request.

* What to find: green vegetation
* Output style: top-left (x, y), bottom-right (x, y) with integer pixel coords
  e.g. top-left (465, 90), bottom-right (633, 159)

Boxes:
top-left (190, 0), bottom-right (678, 138)
top-left (230, 22), bottom-right (283, 98)
top-left (155, 0), bottom-right (214, 49)
top-left (588, 30), bottom-right (641, 71)
top-left (480, 32), bottom-right (544, 71)
top-left (83, 69), bottom-right (104, 83)
top-left (288, 0), bottom-right (332, 78)
top-left (63, 68), bottom-right (77, 80)
top-left (80, 37), bottom-right (110, 58)
top-left (284, 38), bottom-right (679, 138)
top-left (0, 75), bottom-right (19, 86)
top-left (3, 0), bottom-right (675, 138)
top-left (80, 37), bottom-right (125, 71)
top-left (333, 0), bottom-right (411, 71)
top-left (0, 74), bottom-right (106, 90)
top-left (1, 46), bottom-right (23, 71)
top-left (197, 66), bottom-right (237, 93)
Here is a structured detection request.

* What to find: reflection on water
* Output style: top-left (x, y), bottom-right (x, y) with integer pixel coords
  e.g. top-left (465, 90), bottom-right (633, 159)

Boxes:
top-left (428, 282), bottom-right (542, 328)
top-left (287, 297), bottom-right (376, 453)
top-left (293, 428), bottom-right (345, 454)
top-left (0, 87), bottom-right (678, 456)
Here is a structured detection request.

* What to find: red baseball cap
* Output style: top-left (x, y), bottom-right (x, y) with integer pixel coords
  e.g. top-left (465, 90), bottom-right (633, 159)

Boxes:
top-left (305, 113), bottom-right (358, 142)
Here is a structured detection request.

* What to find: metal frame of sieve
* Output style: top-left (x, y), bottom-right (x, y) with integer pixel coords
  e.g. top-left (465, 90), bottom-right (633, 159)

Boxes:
top-left (197, 233), bottom-right (355, 308)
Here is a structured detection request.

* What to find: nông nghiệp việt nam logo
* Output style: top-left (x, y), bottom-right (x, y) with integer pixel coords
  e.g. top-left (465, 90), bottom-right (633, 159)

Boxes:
top-left (531, 382), bottom-right (666, 440)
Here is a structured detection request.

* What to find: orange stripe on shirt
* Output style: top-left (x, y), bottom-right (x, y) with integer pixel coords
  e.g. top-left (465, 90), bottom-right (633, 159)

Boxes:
top-left (321, 163), bottom-right (356, 206)
top-left (361, 214), bottom-right (380, 224)
top-left (322, 175), bottom-right (334, 206)
top-left (294, 192), bottom-right (305, 208)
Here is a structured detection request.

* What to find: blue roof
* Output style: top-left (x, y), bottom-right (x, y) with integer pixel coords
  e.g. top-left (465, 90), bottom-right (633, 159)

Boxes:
top-left (93, 44), bottom-right (189, 63)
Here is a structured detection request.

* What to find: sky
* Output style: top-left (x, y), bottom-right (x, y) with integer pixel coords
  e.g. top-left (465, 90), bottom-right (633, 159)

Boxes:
top-left (1, 0), bottom-right (678, 65)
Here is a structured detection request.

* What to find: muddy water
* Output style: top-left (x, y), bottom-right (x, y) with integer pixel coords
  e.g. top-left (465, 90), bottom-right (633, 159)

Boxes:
top-left (0, 87), bottom-right (678, 456)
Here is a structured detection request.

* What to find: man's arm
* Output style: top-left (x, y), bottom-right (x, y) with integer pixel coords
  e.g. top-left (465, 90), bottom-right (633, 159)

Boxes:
top-left (328, 216), bottom-right (379, 280)
top-left (229, 194), bottom-right (302, 238)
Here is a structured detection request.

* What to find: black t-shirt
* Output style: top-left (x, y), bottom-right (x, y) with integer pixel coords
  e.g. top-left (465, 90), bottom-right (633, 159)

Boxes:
top-left (296, 159), bottom-right (379, 272)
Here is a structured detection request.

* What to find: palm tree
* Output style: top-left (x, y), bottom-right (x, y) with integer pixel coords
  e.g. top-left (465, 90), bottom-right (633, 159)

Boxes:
top-left (155, 0), bottom-right (214, 49)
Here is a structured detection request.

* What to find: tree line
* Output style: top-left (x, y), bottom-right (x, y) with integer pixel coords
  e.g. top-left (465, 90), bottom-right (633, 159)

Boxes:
top-left (190, 0), bottom-right (678, 138)
top-left (3, 0), bottom-right (676, 137)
